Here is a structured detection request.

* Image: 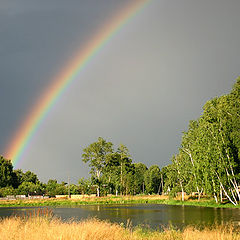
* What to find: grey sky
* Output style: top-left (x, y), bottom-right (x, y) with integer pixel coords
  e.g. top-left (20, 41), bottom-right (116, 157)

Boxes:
top-left (0, 0), bottom-right (239, 183)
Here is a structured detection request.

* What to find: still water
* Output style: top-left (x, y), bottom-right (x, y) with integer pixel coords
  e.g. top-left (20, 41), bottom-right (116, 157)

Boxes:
top-left (1, 204), bottom-right (240, 229)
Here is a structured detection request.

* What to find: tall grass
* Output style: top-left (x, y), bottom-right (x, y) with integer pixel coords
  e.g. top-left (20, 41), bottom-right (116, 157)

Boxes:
top-left (0, 212), bottom-right (239, 240)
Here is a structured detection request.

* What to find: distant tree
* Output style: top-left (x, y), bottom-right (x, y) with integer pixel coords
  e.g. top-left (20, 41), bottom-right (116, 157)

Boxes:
top-left (144, 165), bottom-right (161, 195)
top-left (78, 178), bottom-right (92, 195)
top-left (45, 179), bottom-right (58, 197)
top-left (22, 171), bottom-right (39, 184)
top-left (81, 137), bottom-right (113, 197)
top-left (102, 153), bottom-right (121, 195)
top-left (116, 144), bottom-right (134, 195)
top-left (0, 156), bottom-right (14, 187)
top-left (12, 169), bottom-right (24, 188)
top-left (17, 182), bottom-right (43, 196)
top-left (45, 179), bottom-right (67, 197)
top-left (69, 184), bottom-right (80, 195)
top-left (0, 186), bottom-right (16, 197)
top-left (102, 144), bottom-right (135, 195)
top-left (133, 163), bottom-right (148, 194)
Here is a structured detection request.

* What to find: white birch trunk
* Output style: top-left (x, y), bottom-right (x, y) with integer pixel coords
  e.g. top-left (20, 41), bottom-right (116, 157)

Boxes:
top-left (216, 171), bottom-right (237, 206)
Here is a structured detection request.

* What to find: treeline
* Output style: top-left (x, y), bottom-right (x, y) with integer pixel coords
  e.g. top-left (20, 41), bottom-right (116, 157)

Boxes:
top-left (81, 138), bottom-right (162, 196)
top-left (0, 142), bottom-right (162, 197)
top-left (0, 156), bottom-right (76, 197)
top-left (162, 77), bottom-right (240, 205)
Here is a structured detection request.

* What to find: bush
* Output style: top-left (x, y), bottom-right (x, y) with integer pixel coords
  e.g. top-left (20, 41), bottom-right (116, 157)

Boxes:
top-left (0, 186), bottom-right (16, 197)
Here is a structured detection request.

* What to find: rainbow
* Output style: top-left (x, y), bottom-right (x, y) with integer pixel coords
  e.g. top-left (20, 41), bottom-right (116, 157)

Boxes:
top-left (5, 0), bottom-right (151, 167)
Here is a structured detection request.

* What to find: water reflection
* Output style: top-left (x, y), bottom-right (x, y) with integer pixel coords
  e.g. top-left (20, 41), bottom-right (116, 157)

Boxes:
top-left (0, 204), bottom-right (240, 230)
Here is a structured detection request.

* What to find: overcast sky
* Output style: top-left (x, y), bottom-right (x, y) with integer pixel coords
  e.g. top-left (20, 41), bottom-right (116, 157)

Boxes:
top-left (0, 0), bottom-right (240, 183)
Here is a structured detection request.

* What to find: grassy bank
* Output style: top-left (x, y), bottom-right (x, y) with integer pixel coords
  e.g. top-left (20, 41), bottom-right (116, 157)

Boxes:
top-left (0, 195), bottom-right (239, 208)
top-left (0, 214), bottom-right (238, 240)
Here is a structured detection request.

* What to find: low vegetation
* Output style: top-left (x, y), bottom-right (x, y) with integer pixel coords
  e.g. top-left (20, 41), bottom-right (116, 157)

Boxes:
top-left (0, 207), bottom-right (239, 240)
top-left (0, 195), bottom-right (239, 208)
top-left (0, 213), bottom-right (238, 240)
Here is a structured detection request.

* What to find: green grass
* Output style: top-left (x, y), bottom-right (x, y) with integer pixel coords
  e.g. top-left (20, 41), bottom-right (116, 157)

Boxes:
top-left (0, 196), bottom-right (239, 208)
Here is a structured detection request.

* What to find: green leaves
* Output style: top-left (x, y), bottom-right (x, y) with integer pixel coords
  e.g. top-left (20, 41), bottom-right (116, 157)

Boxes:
top-left (81, 139), bottom-right (159, 196)
top-left (0, 156), bottom-right (14, 188)
top-left (144, 165), bottom-right (161, 194)
top-left (166, 77), bottom-right (240, 204)
top-left (82, 137), bottom-right (113, 179)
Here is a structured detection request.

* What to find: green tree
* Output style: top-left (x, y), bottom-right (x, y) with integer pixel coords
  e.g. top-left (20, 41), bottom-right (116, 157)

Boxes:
top-left (45, 179), bottom-right (67, 197)
top-left (102, 153), bottom-right (121, 195)
top-left (17, 182), bottom-right (43, 196)
top-left (0, 156), bottom-right (14, 187)
top-left (12, 169), bottom-right (24, 188)
top-left (144, 165), bottom-right (161, 195)
top-left (22, 171), bottom-right (39, 184)
top-left (81, 137), bottom-right (113, 196)
top-left (69, 184), bottom-right (80, 195)
top-left (167, 77), bottom-right (240, 204)
top-left (179, 120), bottom-right (207, 200)
top-left (115, 144), bottom-right (135, 195)
top-left (133, 163), bottom-right (148, 194)
top-left (0, 186), bottom-right (16, 197)
top-left (78, 178), bottom-right (92, 195)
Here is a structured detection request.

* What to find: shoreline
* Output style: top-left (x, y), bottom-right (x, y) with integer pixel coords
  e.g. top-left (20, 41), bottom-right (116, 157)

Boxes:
top-left (0, 195), bottom-right (239, 209)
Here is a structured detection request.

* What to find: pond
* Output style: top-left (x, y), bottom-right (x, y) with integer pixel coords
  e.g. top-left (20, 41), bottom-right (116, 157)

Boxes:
top-left (1, 204), bottom-right (240, 230)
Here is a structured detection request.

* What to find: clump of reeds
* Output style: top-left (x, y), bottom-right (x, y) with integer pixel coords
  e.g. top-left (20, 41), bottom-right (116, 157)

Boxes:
top-left (0, 217), bottom-right (128, 240)
top-left (0, 213), bottom-right (239, 240)
top-left (23, 207), bottom-right (53, 219)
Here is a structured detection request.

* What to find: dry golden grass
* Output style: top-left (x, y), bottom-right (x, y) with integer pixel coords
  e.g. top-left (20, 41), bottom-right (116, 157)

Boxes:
top-left (0, 214), bottom-right (239, 240)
